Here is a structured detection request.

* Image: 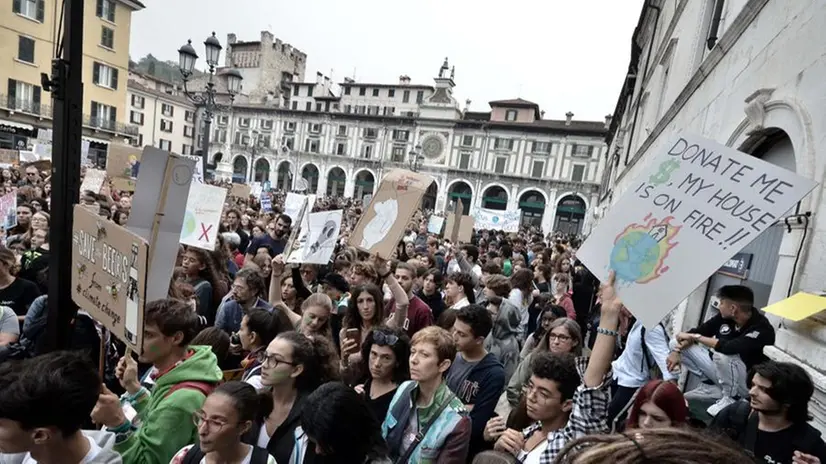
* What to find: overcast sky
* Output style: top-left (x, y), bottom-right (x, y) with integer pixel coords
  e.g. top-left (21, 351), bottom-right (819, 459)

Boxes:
top-left (129, 0), bottom-right (644, 122)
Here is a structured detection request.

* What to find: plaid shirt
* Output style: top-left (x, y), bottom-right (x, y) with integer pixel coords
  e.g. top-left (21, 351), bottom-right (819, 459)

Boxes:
top-left (520, 357), bottom-right (611, 464)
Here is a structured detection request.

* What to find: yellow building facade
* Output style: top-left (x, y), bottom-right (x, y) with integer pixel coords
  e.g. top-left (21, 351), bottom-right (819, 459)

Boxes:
top-left (0, 0), bottom-right (143, 161)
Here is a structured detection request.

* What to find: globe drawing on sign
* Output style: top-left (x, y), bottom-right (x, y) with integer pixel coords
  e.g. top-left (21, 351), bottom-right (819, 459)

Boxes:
top-left (181, 209), bottom-right (197, 239)
top-left (609, 213), bottom-right (681, 285)
top-left (492, 216), bottom-right (500, 223)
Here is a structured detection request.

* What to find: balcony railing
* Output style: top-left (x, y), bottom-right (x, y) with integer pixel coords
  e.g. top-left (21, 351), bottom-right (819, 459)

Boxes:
top-left (84, 115), bottom-right (140, 136)
top-left (0, 94), bottom-right (53, 119)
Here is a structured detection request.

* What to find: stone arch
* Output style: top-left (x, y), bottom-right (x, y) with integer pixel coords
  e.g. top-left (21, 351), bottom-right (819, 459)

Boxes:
top-left (554, 194), bottom-right (588, 235)
top-left (517, 186), bottom-right (549, 205)
top-left (518, 188), bottom-right (547, 228)
top-left (253, 157), bottom-right (270, 183)
top-left (481, 183), bottom-right (509, 211)
top-left (556, 191), bottom-right (590, 211)
top-left (354, 169), bottom-right (376, 200)
top-left (327, 166), bottom-right (347, 197)
top-left (231, 154), bottom-right (249, 183)
top-left (446, 179), bottom-right (474, 215)
top-left (300, 163), bottom-right (320, 193)
top-left (274, 160), bottom-right (292, 191)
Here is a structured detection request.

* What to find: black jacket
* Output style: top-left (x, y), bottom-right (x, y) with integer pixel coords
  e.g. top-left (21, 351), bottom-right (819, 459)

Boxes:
top-left (242, 391), bottom-right (321, 464)
top-left (689, 311), bottom-right (775, 369)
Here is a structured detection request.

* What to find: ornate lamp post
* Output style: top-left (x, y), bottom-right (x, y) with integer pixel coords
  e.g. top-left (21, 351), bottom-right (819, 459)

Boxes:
top-left (408, 143), bottom-right (424, 172)
top-left (177, 32), bottom-right (243, 180)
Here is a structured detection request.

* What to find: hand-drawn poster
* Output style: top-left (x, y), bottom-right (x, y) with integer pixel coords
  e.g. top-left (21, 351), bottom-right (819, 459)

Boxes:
top-left (0, 149), bottom-right (18, 166)
top-left (106, 144), bottom-right (142, 191)
top-left (287, 210), bottom-right (343, 265)
top-left (0, 193), bottom-right (16, 230)
top-left (471, 208), bottom-right (521, 233)
top-left (72, 205), bottom-right (149, 352)
top-left (181, 154), bottom-right (204, 183)
top-left (348, 169), bottom-right (434, 259)
top-left (284, 193), bottom-right (316, 224)
top-left (180, 183), bottom-right (227, 250)
top-left (80, 168), bottom-right (107, 194)
top-left (427, 215), bottom-right (445, 235)
top-left (577, 133), bottom-right (819, 328)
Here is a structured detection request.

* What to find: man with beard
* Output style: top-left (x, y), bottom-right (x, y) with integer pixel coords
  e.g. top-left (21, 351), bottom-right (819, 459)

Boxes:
top-left (667, 285), bottom-right (775, 416)
top-left (245, 214), bottom-right (292, 262)
top-left (216, 268), bottom-right (271, 334)
top-left (711, 361), bottom-right (826, 464)
top-left (224, 208), bottom-right (250, 254)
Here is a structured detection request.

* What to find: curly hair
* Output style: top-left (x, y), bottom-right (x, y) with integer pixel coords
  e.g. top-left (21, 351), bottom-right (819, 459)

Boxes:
top-left (275, 331), bottom-right (340, 393)
top-left (530, 352), bottom-right (579, 401)
top-left (358, 326), bottom-right (411, 385)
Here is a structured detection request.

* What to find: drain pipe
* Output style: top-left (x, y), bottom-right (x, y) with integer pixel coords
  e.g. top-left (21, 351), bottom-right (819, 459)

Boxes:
top-left (706, 0), bottom-right (726, 49)
top-left (624, 0), bottom-right (662, 165)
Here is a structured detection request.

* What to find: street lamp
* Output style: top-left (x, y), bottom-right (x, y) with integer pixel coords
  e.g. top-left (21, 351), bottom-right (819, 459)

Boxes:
top-left (177, 32), bottom-right (243, 180)
top-left (408, 143), bottom-right (424, 172)
top-left (245, 130), bottom-right (266, 182)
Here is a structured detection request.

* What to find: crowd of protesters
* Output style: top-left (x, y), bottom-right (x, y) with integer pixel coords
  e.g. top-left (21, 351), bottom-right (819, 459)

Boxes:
top-left (0, 164), bottom-right (824, 464)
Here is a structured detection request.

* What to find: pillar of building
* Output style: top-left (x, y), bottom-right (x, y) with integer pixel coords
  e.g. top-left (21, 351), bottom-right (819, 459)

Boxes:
top-left (542, 188), bottom-right (559, 234)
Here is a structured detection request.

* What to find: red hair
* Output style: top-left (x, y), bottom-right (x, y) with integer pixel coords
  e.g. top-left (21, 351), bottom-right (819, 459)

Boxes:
top-left (626, 380), bottom-right (688, 429)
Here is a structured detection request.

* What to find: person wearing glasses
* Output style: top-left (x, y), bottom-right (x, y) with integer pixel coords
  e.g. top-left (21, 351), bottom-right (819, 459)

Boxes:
top-left (244, 331), bottom-right (339, 464)
top-left (354, 326), bottom-right (411, 422)
top-left (171, 382), bottom-right (276, 464)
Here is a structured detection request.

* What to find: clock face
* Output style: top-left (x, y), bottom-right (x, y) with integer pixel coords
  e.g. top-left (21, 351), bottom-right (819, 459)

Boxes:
top-left (421, 136), bottom-right (444, 159)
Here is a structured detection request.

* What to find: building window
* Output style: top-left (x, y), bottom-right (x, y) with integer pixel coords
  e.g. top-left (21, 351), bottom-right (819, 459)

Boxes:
top-left (283, 137), bottom-right (294, 150)
top-left (238, 117), bottom-right (250, 128)
top-left (217, 114), bottom-right (228, 125)
top-left (8, 79), bottom-right (41, 113)
top-left (571, 164), bottom-right (585, 182)
top-left (461, 135), bottom-right (474, 147)
top-left (315, 102), bottom-right (323, 112)
top-left (383, 107), bottom-right (396, 116)
top-left (129, 110), bottom-right (144, 125)
top-left (337, 125), bottom-right (347, 136)
top-left (335, 142), bottom-right (346, 155)
top-left (92, 62), bottom-right (118, 89)
top-left (363, 128), bottom-right (378, 138)
top-left (131, 95), bottom-right (144, 109)
top-left (391, 145), bottom-right (405, 162)
top-left (303, 101), bottom-right (310, 111)
top-left (96, 0), bottom-right (115, 22)
top-left (90, 101), bottom-right (116, 129)
top-left (371, 88), bottom-right (379, 97)
top-left (184, 110), bottom-right (195, 123)
top-left (213, 129), bottom-right (227, 143)
top-left (13, 0), bottom-right (44, 22)
top-left (532, 141), bottom-right (551, 154)
top-left (100, 26), bottom-right (114, 49)
top-left (184, 126), bottom-right (194, 137)
top-left (259, 134), bottom-right (271, 148)
top-left (182, 144), bottom-right (192, 155)
top-left (17, 36), bottom-right (35, 63)
top-left (157, 103), bottom-right (172, 117)
top-left (572, 144), bottom-right (594, 157)
top-left (304, 139), bottom-right (319, 153)
top-left (359, 87), bottom-right (366, 96)
top-left (344, 87), bottom-right (351, 95)
top-left (505, 110), bottom-right (518, 121)
top-left (160, 119), bottom-right (173, 132)
top-left (494, 157), bottom-right (507, 174)
top-left (416, 91), bottom-right (424, 103)
top-left (388, 89), bottom-right (396, 98)
top-left (531, 160), bottom-right (545, 178)
top-left (392, 130), bottom-right (409, 142)
top-left (402, 90), bottom-right (410, 103)
top-left (459, 152), bottom-right (471, 170)
top-left (291, 101), bottom-right (298, 110)
top-left (361, 144), bottom-right (373, 159)
top-left (158, 139), bottom-right (172, 151)
top-left (283, 121), bottom-right (296, 132)
top-left (494, 138), bottom-right (514, 151)
top-left (308, 123), bottom-right (321, 134)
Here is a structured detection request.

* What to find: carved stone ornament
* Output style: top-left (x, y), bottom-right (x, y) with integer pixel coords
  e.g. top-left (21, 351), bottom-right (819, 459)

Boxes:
top-left (743, 88), bottom-right (775, 134)
top-left (421, 135), bottom-right (444, 159)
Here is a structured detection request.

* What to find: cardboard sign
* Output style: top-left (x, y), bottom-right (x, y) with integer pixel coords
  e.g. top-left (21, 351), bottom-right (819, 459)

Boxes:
top-left (126, 147), bottom-right (195, 303)
top-left (180, 183), bottom-right (227, 250)
top-left (287, 210), bottom-right (343, 265)
top-left (427, 215), bottom-right (445, 234)
top-left (0, 193), bottom-right (16, 230)
top-left (80, 168), bottom-right (107, 194)
top-left (444, 213), bottom-right (474, 243)
top-left (577, 133), bottom-right (819, 328)
top-left (106, 144), bottom-right (143, 191)
top-left (472, 208), bottom-right (521, 232)
top-left (230, 183), bottom-right (251, 198)
top-left (0, 149), bottom-right (18, 166)
top-left (348, 169), bottom-right (434, 258)
top-left (763, 292), bottom-right (826, 322)
top-left (72, 205), bottom-right (149, 352)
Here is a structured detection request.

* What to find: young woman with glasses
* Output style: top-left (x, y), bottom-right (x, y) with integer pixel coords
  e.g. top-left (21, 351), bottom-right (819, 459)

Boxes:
top-left (171, 381), bottom-right (277, 464)
top-left (354, 326), bottom-right (411, 422)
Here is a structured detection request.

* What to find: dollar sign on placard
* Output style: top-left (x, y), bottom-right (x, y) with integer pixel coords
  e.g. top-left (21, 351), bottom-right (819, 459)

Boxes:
top-left (649, 159), bottom-right (680, 186)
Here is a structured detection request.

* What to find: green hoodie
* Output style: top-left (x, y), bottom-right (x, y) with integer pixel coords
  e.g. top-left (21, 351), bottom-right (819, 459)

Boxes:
top-left (115, 345), bottom-right (222, 464)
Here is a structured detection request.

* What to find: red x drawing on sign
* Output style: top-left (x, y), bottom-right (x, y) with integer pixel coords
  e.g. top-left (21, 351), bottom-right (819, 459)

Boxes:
top-left (198, 223), bottom-right (213, 241)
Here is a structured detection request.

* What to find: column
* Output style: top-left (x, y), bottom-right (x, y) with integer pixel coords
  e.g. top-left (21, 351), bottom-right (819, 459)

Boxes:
top-left (343, 166), bottom-right (355, 198)
top-left (507, 183), bottom-right (519, 211)
top-left (473, 178), bottom-right (484, 211)
top-left (542, 188), bottom-right (559, 234)
top-left (435, 173), bottom-right (448, 212)
top-left (317, 163), bottom-right (328, 196)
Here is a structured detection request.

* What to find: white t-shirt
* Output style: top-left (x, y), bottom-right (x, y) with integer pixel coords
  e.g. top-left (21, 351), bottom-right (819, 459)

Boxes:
top-left (21, 436), bottom-right (102, 464)
top-left (169, 444), bottom-right (277, 464)
top-left (519, 439), bottom-right (549, 464)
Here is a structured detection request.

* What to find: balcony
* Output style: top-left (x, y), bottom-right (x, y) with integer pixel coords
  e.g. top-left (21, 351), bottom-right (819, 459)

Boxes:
top-left (84, 115), bottom-right (140, 137)
top-left (1, 94), bottom-right (53, 119)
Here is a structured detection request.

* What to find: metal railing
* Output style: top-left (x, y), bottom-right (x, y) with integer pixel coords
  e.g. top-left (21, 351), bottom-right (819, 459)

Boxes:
top-left (0, 94), bottom-right (139, 136)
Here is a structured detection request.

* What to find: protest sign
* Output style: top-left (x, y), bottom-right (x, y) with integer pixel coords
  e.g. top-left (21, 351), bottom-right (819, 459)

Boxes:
top-left (106, 144), bottom-right (142, 191)
top-left (72, 205), bottom-right (149, 352)
top-left (181, 154), bottom-right (204, 183)
top-left (284, 193), bottom-right (316, 224)
top-left (0, 149), bottom-right (18, 166)
top-left (287, 210), bottom-right (343, 265)
top-left (349, 169), bottom-right (434, 259)
top-left (230, 183), bottom-right (251, 199)
top-left (427, 215), bottom-right (445, 234)
top-left (180, 183), bottom-right (227, 250)
top-left (80, 168), bottom-right (107, 194)
top-left (577, 133), bottom-right (819, 328)
top-left (260, 193), bottom-right (273, 212)
top-left (250, 182), bottom-right (263, 198)
top-left (0, 193), bottom-right (16, 230)
top-left (472, 208), bottom-right (521, 232)
top-left (444, 213), bottom-right (474, 243)
top-left (126, 147), bottom-right (195, 303)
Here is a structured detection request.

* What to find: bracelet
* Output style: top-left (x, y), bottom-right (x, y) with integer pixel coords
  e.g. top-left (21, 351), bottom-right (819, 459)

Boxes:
top-left (596, 327), bottom-right (619, 337)
top-left (109, 420), bottom-right (132, 434)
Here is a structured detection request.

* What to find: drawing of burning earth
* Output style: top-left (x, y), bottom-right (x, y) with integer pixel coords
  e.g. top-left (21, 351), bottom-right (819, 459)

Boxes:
top-left (609, 213), bottom-right (681, 284)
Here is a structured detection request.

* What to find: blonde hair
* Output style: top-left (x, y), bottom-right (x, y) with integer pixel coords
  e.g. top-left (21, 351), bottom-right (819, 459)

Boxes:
top-left (411, 326), bottom-right (456, 364)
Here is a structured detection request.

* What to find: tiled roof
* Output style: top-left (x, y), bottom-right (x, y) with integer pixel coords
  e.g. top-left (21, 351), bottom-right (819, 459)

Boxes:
top-left (488, 98), bottom-right (539, 108)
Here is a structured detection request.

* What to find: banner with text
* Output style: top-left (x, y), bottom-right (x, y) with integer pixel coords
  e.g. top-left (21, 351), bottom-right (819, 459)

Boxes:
top-left (472, 208), bottom-right (521, 233)
top-left (180, 183), bottom-right (227, 250)
top-left (577, 133), bottom-right (818, 328)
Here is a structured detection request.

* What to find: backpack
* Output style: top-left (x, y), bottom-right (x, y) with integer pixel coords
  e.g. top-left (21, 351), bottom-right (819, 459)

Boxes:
top-left (181, 444), bottom-right (270, 464)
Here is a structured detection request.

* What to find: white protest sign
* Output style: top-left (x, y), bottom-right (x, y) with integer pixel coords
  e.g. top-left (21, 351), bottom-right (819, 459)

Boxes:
top-left (0, 192), bottom-right (16, 230)
top-left (427, 215), bottom-right (445, 234)
top-left (287, 210), bottom-right (343, 265)
top-left (250, 182), bottom-right (263, 198)
top-left (80, 168), bottom-right (106, 194)
top-left (284, 193), bottom-right (315, 224)
top-left (180, 183), bottom-right (227, 250)
top-left (577, 133), bottom-right (819, 328)
top-left (181, 155), bottom-right (204, 183)
top-left (472, 208), bottom-right (521, 232)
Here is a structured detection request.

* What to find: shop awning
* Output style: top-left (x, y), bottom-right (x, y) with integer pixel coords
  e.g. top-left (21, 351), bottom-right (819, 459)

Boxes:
top-left (0, 119), bottom-right (34, 131)
top-left (82, 136), bottom-right (110, 145)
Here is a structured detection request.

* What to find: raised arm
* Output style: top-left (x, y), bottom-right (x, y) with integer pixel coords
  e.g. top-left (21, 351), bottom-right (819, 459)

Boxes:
top-left (268, 255), bottom-right (302, 327)
top-left (376, 257), bottom-right (409, 330)
top-left (583, 271), bottom-right (621, 388)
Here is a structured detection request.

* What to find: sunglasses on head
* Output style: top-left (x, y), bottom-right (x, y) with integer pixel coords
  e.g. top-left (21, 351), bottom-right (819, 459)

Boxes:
top-left (372, 331), bottom-right (399, 346)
